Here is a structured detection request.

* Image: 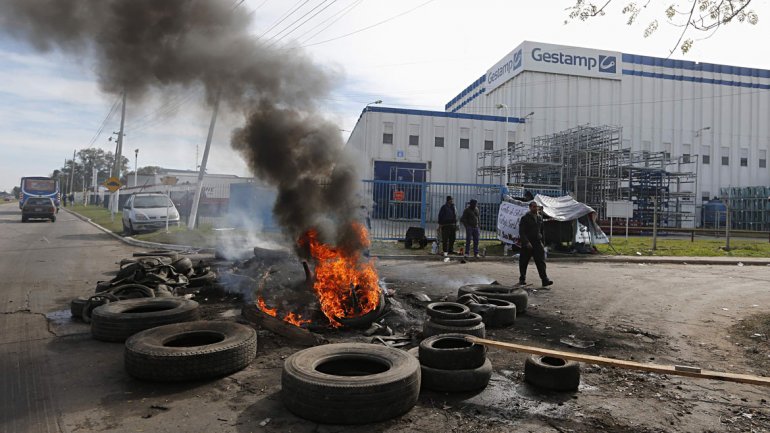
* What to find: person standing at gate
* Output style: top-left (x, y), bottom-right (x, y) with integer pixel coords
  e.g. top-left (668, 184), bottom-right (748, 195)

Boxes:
top-left (437, 196), bottom-right (457, 255)
top-left (518, 201), bottom-right (553, 287)
top-left (460, 199), bottom-right (481, 258)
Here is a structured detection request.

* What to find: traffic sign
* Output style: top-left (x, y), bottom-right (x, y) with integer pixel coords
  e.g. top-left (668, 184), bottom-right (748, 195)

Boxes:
top-left (104, 177), bottom-right (122, 192)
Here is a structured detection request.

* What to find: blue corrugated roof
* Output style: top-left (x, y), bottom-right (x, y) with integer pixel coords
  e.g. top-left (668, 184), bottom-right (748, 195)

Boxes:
top-left (364, 106), bottom-right (524, 123)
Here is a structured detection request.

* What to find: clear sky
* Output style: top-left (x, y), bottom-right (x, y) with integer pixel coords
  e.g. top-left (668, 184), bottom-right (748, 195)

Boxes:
top-left (1, 0), bottom-right (768, 193)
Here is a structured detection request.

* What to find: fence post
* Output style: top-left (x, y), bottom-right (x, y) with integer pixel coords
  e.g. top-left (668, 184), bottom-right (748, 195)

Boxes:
top-left (420, 181), bottom-right (427, 232)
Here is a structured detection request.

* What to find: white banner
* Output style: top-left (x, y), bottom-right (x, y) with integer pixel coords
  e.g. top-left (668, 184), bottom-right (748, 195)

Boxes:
top-left (497, 201), bottom-right (529, 245)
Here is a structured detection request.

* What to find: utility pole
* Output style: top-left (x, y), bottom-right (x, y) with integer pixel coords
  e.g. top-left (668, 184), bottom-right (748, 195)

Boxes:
top-left (68, 149), bottom-right (76, 200)
top-left (111, 91), bottom-right (127, 219)
top-left (652, 189), bottom-right (659, 251)
top-left (188, 91), bottom-right (221, 230)
top-left (134, 148), bottom-right (139, 187)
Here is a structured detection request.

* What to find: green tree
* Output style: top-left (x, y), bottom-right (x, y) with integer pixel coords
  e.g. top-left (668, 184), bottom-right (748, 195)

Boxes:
top-left (566, 0), bottom-right (759, 53)
top-left (57, 148), bottom-right (129, 192)
top-left (12, 186), bottom-right (20, 199)
top-left (137, 166), bottom-right (162, 175)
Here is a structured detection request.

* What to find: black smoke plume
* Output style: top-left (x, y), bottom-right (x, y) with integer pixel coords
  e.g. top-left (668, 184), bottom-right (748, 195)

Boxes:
top-left (0, 0), bottom-right (366, 256)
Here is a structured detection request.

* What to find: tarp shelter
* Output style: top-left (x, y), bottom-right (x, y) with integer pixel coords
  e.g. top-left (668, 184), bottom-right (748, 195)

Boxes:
top-left (497, 194), bottom-right (608, 247)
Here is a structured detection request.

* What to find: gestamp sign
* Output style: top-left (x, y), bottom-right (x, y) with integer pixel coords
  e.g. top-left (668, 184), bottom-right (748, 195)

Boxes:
top-left (486, 41), bottom-right (622, 92)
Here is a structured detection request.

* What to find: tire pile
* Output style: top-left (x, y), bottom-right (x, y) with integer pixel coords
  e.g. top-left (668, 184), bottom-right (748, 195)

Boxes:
top-left (411, 333), bottom-right (492, 393)
top-left (70, 250), bottom-right (217, 324)
top-left (422, 302), bottom-right (486, 338)
top-left (67, 250), bottom-right (257, 383)
top-left (456, 284), bottom-right (529, 328)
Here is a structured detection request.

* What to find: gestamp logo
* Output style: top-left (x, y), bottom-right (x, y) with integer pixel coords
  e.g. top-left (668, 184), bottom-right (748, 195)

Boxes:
top-left (513, 49), bottom-right (522, 70)
top-left (598, 55), bottom-right (616, 73)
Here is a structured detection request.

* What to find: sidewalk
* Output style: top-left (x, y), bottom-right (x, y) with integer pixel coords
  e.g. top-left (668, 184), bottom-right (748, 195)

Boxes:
top-left (65, 208), bottom-right (770, 266)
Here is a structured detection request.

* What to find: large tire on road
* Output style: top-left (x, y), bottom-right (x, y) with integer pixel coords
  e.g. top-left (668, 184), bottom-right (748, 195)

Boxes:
top-left (110, 283), bottom-right (156, 300)
top-left (333, 291), bottom-right (385, 329)
top-left (418, 333), bottom-right (486, 370)
top-left (171, 257), bottom-right (194, 275)
top-left (420, 358), bottom-right (493, 393)
top-left (282, 343), bottom-right (420, 424)
top-left (422, 319), bottom-right (485, 339)
top-left (125, 321), bottom-right (256, 382)
top-left (91, 298), bottom-right (200, 342)
top-left (524, 355), bottom-right (581, 392)
top-left (425, 302), bottom-right (470, 320)
top-left (457, 284), bottom-right (529, 314)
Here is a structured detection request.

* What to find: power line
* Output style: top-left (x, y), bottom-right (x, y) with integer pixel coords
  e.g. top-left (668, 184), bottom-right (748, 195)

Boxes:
top-left (259, 0), bottom-right (311, 39)
top-left (85, 97), bottom-right (121, 148)
top-left (266, 0), bottom-right (339, 47)
top-left (299, 0), bottom-right (437, 48)
top-left (297, 0), bottom-right (363, 44)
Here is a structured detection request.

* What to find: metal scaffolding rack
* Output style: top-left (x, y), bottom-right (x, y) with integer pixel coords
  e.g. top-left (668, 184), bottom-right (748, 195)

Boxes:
top-left (476, 125), bottom-right (698, 226)
top-left (720, 186), bottom-right (770, 231)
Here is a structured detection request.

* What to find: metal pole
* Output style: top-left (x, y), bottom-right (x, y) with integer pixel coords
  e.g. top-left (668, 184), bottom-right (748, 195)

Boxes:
top-left (652, 193), bottom-right (658, 250)
top-left (134, 149), bottom-right (139, 187)
top-left (188, 91), bottom-right (221, 230)
top-left (68, 149), bottom-right (75, 200)
top-left (725, 196), bottom-right (731, 251)
top-left (111, 91), bottom-right (127, 219)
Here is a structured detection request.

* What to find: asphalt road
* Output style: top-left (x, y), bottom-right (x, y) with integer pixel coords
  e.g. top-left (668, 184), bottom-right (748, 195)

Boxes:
top-left (3, 201), bottom-right (770, 433)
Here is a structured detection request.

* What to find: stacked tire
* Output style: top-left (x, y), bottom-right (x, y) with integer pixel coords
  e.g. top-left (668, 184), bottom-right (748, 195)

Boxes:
top-left (456, 294), bottom-right (517, 328)
top-left (410, 333), bottom-right (492, 393)
top-left (90, 298), bottom-right (200, 342)
top-left (457, 284), bottom-right (529, 314)
top-left (422, 302), bottom-right (485, 338)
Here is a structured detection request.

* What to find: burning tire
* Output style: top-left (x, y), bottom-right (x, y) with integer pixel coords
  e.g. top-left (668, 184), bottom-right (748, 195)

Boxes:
top-left (457, 284), bottom-right (529, 314)
top-left (425, 302), bottom-right (470, 320)
top-left (333, 290), bottom-right (385, 329)
top-left (282, 343), bottom-right (420, 424)
top-left (422, 319), bottom-right (485, 338)
top-left (91, 298), bottom-right (200, 342)
top-left (418, 334), bottom-right (486, 370)
top-left (524, 355), bottom-right (580, 392)
top-left (133, 250), bottom-right (180, 260)
top-left (125, 321), bottom-right (256, 381)
top-left (430, 312), bottom-right (483, 327)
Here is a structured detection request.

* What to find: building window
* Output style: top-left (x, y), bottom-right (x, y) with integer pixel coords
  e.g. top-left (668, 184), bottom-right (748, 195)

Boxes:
top-left (459, 127), bottom-right (470, 149)
top-left (761, 159), bottom-right (767, 168)
top-left (682, 154), bottom-right (691, 164)
top-left (740, 157), bottom-right (748, 167)
top-left (722, 156), bottom-right (729, 166)
top-left (721, 147), bottom-right (729, 166)
top-left (409, 135), bottom-right (419, 146)
top-left (484, 140), bottom-right (494, 151)
top-left (664, 152), bottom-right (671, 160)
top-left (383, 122), bottom-right (393, 145)
top-left (702, 155), bottom-right (710, 164)
top-left (434, 126), bottom-right (444, 148)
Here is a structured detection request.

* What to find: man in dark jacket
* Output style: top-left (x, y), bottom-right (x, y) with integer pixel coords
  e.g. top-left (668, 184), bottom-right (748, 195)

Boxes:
top-left (460, 199), bottom-right (481, 257)
top-left (518, 201), bottom-right (553, 287)
top-left (437, 196), bottom-right (457, 254)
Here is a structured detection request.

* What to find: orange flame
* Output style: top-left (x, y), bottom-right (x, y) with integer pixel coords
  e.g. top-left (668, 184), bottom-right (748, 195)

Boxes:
top-left (257, 297), bottom-right (310, 327)
top-left (299, 221), bottom-right (380, 327)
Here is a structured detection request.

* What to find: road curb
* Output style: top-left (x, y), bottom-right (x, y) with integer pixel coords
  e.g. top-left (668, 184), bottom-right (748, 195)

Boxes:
top-left (63, 208), bottom-right (214, 253)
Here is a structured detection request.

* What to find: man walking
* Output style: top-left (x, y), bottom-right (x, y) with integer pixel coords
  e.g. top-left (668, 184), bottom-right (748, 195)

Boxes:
top-left (437, 196), bottom-right (457, 255)
top-left (460, 199), bottom-right (481, 258)
top-left (518, 201), bottom-right (553, 287)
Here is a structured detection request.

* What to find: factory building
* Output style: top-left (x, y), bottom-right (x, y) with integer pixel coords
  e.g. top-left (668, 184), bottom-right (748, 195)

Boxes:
top-left (347, 41), bottom-right (770, 227)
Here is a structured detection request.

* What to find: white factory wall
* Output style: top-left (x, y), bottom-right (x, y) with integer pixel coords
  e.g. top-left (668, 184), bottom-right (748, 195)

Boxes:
top-left (347, 107), bottom-right (523, 183)
top-left (446, 41), bottom-right (770, 203)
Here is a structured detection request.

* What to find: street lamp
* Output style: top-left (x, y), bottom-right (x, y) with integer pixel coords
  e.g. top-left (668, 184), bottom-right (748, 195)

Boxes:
top-left (134, 149), bottom-right (139, 187)
top-left (496, 103), bottom-right (509, 187)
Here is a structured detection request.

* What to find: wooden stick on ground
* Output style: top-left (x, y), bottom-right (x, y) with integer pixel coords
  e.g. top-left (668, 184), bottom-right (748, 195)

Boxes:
top-left (466, 336), bottom-right (770, 387)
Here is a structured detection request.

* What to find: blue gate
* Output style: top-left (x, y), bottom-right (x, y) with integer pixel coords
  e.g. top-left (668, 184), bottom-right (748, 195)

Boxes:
top-left (361, 180), bottom-right (505, 241)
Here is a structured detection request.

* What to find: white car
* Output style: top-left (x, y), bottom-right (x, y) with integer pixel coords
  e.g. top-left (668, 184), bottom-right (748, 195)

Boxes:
top-left (122, 193), bottom-right (181, 235)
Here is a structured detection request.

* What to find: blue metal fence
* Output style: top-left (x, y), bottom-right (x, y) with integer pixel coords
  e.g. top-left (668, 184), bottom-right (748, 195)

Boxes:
top-left (361, 180), bottom-right (505, 241)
